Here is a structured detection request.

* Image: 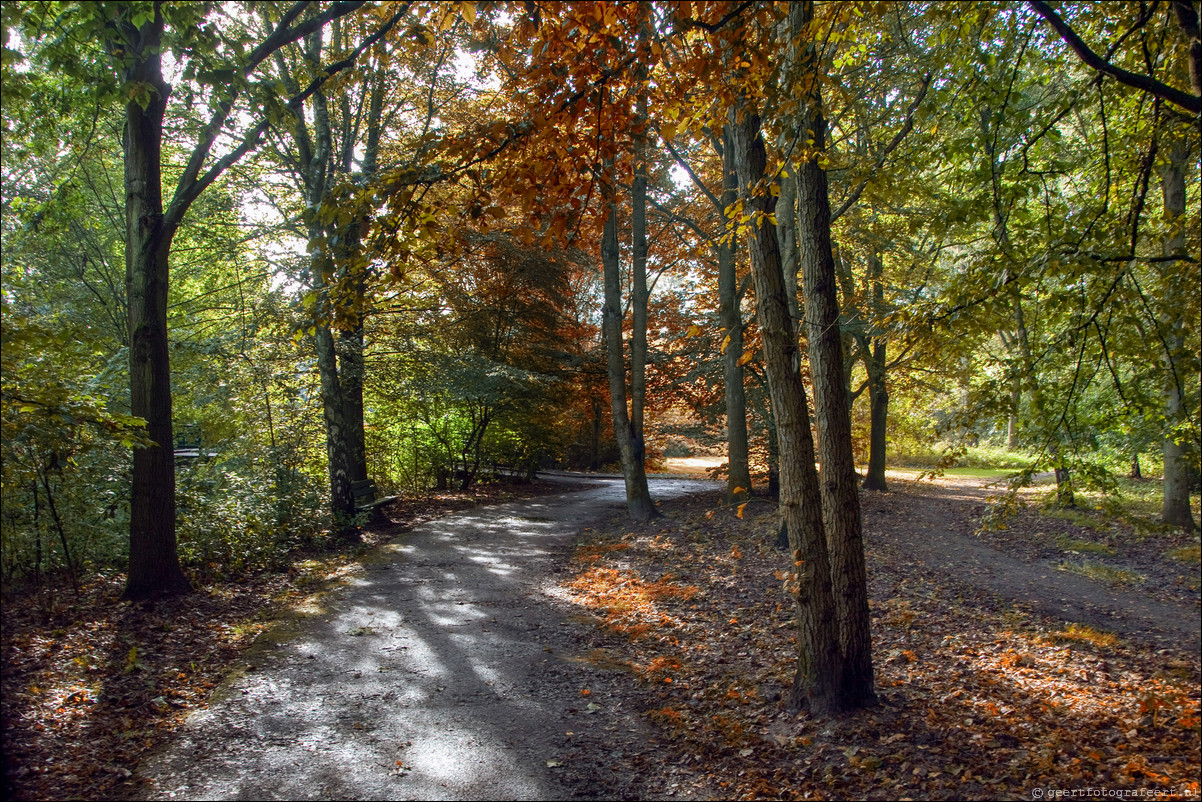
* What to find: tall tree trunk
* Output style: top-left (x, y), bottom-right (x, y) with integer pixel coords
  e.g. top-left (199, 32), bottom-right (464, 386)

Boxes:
top-left (862, 254), bottom-right (889, 492)
top-left (718, 128), bottom-right (752, 503)
top-left (790, 0), bottom-right (876, 709)
top-left (1007, 380), bottom-right (1021, 450)
top-left (601, 158), bottom-right (655, 520)
top-left (339, 69), bottom-right (386, 486)
top-left (339, 322), bottom-right (368, 483)
top-left (778, 164), bottom-right (802, 362)
top-left (1159, 141), bottom-right (1197, 533)
top-left (315, 326), bottom-right (356, 522)
top-left (630, 3), bottom-right (651, 493)
top-left (729, 108), bottom-right (843, 714)
top-left (296, 31), bottom-right (357, 524)
top-left (122, 9), bottom-right (191, 600)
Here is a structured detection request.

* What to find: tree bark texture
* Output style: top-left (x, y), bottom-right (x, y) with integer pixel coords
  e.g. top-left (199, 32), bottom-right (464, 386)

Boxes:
top-left (729, 103), bottom-right (843, 715)
top-left (300, 42), bottom-right (357, 524)
top-left (791, 0), bottom-right (876, 708)
top-left (861, 254), bottom-right (889, 492)
top-left (718, 128), bottom-right (752, 504)
top-left (1159, 141), bottom-right (1197, 533)
top-left (601, 164), bottom-right (656, 520)
top-left (122, 10), bottom-right (192, 599)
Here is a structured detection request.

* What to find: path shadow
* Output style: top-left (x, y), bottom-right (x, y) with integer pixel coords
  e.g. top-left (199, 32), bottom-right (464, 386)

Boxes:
top-left (140, 477), bottom-right (718, 801)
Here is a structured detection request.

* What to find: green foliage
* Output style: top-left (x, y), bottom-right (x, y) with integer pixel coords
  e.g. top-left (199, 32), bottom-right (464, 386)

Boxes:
top-left (0, 291), bottom-right (148, 582)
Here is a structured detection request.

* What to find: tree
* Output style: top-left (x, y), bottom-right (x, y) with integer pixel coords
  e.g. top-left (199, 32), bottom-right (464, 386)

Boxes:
top-left (784, 0), bottom-right (876, 710)
top-left (6, 1), bottom-right (409, 597)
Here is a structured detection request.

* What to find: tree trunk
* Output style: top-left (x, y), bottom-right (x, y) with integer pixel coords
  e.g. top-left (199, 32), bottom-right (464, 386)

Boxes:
top-left (862, 254), bottom-right (888, 492)
top-left (718, 128), bottom-right (752, 504)
top-left (863, 338), bottom-right (889, 492)
top-left (340, 322), bottom-right (368, 483)
top-left (297, 32), bottom-right (357, 526)
top-left (1007, 379), bottom-right (1021, 450)
top-left (777, 163), bottom-right (802, 364)
top-left (316, 326), bottom-right (356, 522)
top-left (790, 0), bottom-right (876, 709)
top-left (122, 10), bottom-right (191, 600)
top-left (728, 108), bottom-right (843, 714)
top-left (339, 68), bottom-right (386, 486)
top-left (1159, 140), bottom-right (1197, 533)
top-left (590, 398), bottom-right (602, 470)
top-left (601, 158), bottom-right (655, 520)
top-left (630, 5), bottom-right (652, 496)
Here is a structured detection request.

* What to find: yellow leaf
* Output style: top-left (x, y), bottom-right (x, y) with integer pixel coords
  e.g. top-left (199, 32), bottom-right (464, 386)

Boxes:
top-left (736, 503), bottom-right (747, 519)
top-left (738, 350), bottom-right (755, 366)
top-left (720, 333), bottom-right (731, 353)
top-left (685, 324), bottom-right (703, 337)
top-left (732, 486), bottom-right (746, 495)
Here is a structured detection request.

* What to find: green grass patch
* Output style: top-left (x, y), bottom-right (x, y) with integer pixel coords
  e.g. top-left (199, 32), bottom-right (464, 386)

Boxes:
top-left (1053, 534), bottom-right (1116, 556)
top-left (1043, 507), bottom-right (1110, 532)
top-left (1057, 559), bottom-right (1144, 585)
top-left (885, 466), bottom-right (1017, 480)
top-left (1166, 544), bottom-right (1201, 563)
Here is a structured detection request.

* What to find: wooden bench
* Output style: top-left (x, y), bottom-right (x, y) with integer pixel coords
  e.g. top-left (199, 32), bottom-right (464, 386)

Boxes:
top-left (352, 479), bottom-right (397, 518)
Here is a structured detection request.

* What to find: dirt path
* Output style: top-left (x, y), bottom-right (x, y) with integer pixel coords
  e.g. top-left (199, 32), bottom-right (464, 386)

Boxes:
top-left (139, 475), bottom-right (719, 801)
top-left (862, 476), bottom-right (1200, 654)
top-left (137, 473), bottom-right (1198, 801)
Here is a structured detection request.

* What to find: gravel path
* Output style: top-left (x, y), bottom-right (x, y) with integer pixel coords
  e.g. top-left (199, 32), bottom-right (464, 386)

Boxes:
top-left (139, 475), bottom-right (718, 801)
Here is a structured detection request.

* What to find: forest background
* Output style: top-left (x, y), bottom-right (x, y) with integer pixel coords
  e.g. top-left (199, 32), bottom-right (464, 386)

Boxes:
top-left (1, 0), bottom-right (1199, 699)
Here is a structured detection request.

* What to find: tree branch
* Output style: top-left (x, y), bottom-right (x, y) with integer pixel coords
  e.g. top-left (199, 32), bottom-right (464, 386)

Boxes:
top-left (1028, 0), bottom-right (1201, 113)
top-left (166, 3), bottom-right (410, 226)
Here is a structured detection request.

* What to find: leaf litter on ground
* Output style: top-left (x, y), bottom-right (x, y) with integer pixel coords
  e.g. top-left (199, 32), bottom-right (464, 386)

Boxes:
top-left (550, 478), bottom-right (1201, 801)
top-left (0, 478), bottom-right (578, 802)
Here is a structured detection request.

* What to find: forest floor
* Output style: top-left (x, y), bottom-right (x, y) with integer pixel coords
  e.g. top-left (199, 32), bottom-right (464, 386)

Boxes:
top-left (2, 473), bottom-right (1199, 800)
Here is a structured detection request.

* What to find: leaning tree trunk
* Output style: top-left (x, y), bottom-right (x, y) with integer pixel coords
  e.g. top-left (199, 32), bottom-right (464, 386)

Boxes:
top-left (790, 0), bottom-right (876, 709)
top-left (122, 10), bottom-right (191, 600)
top-left (1159, 140), bottom-right (1197, 533)
top-left (729, 109), bottom-right (843, 715)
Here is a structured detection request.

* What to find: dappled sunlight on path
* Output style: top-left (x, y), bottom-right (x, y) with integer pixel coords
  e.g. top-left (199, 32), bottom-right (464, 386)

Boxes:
top-left (140, 475), bottom-right (717, 801)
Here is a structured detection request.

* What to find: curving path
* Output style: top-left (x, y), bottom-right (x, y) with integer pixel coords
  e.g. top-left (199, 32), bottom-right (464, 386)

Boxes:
top-left (139, 475), bottom-right (718, 801)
